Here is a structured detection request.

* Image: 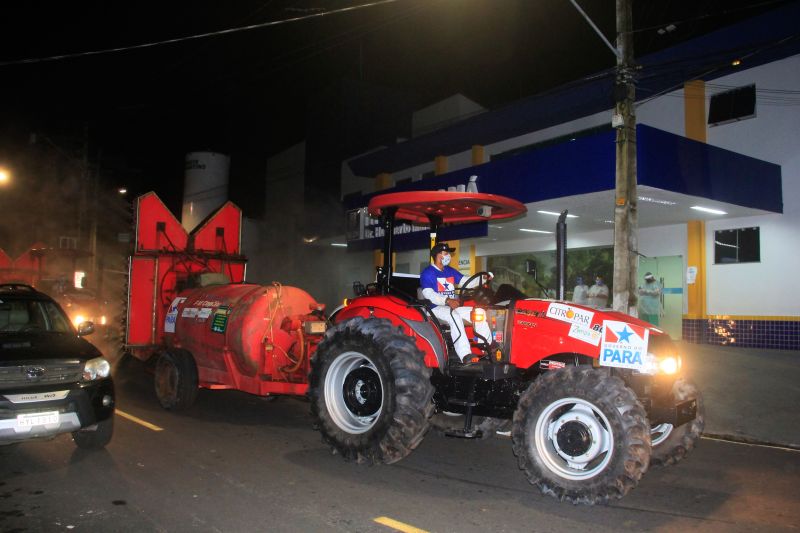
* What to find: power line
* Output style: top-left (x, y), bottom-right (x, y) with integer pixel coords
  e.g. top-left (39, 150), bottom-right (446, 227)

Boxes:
top-left (0, 0), bottom-right (401, 68)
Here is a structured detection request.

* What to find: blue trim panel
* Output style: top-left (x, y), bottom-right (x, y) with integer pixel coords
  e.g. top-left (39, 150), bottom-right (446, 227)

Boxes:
top-left (638, 125), bottom-right (782, 213)
top-left (347, 125), bottom-right (782, 215)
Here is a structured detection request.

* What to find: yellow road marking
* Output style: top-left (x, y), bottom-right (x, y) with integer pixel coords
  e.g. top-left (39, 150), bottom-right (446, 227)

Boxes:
top-left (116, 409), bottom-right (164, 432)
top-left (374, 516), bottom-right (429, 533)
top-left (701, 435), bottom-right (800, 453)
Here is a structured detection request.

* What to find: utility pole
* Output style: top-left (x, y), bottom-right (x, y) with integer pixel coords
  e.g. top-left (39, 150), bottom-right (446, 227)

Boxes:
top-left (612, 0), bottom-right (638, 315)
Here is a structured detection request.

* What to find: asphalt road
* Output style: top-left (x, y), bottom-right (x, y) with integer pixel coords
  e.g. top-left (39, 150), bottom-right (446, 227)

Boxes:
top-left (2, 362), bottom-right (800, 533)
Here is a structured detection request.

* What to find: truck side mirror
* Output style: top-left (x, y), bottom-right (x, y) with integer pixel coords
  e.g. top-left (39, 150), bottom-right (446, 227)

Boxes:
top-left (525, 259), bottom-right (537, 280)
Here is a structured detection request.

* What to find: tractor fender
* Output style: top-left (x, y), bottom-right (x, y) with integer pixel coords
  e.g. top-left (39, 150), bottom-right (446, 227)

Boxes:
top-left (333, 303), bottom-right (442, 370)
top-left (399, 317), bottom-right (446, 372)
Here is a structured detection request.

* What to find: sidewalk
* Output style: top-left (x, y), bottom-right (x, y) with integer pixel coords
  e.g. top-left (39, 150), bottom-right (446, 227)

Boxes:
top-left (679, 341), bottom-right (800, 448)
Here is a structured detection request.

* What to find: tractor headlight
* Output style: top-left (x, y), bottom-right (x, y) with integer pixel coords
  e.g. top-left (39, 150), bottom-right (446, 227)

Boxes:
top-left (643, 353), bottom-right (681, 375)
top-left (83, 357), bottom-right (111, 381)
top-left (470, 307), bottom-right (486, 323)
top-left (658, 355), bottom-right (681, 375)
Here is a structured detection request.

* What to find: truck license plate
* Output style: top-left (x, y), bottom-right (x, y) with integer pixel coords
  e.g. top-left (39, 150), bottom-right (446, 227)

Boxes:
top-left (16, 411), bottom-right (59, 428)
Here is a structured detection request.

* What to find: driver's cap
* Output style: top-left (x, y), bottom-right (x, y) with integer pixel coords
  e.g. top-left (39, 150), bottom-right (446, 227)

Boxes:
top-left (430, 242), bottom-right (456, 258)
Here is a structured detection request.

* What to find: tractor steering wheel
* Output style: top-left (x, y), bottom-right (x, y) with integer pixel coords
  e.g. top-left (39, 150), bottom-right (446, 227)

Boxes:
top-left (456, 271), bottom-right (494, 306)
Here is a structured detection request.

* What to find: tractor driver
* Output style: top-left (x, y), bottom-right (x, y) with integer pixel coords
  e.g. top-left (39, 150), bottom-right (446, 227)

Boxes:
top-left (420, 242), bottom-right (493, 362)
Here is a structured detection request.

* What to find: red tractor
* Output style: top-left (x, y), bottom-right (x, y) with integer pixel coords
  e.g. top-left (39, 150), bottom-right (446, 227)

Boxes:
top-left (308, 191), bottom-right (704, 505)
top-left (125, 190), bottom-right (703, 505)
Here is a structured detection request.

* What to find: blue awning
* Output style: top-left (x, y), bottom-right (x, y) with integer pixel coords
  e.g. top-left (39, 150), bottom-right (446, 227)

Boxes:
top-left (346, 124), bottom-right (782, 214)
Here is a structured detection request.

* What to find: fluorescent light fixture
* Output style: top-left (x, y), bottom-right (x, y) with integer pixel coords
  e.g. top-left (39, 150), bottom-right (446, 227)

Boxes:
top-left (691, 206), bottom-right (727, 215)
top-left (489, 224), bottom-right (504, 229)
top-left (537, 210), bottom-right (578, 218)
top-left (519, 228), bottom-right (553, 234)
top-left (638, 195), bottom-right (677, 206)
top-left (331, 243), bottom-right (348, 247)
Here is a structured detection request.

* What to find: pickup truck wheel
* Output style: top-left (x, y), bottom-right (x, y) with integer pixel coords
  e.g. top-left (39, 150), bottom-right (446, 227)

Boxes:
top-left (512, 366), bottom-right (651, 505)
top-left (650, 379), bottom-right (704, 467)
top-left (154, 350), bottom-right (198, 411)
top-left (309, 317), bottom-right (434, 464)
top-left (73, 415), bottom-right (114, 449)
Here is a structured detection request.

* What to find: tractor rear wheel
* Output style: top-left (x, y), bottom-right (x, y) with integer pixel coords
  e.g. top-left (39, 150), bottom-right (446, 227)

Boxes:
top-left (650, 379), bottom-right (704, 467)
top-left (512, 366), bottom-right (651, 505)
top-left (309, 317), bottom-right (434, 465)
top-left (154, 350), bottom-right (199, 411)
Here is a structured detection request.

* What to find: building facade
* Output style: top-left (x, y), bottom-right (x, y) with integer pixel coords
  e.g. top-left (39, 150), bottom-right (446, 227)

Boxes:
top-left (339, 4), bottom-right (800, 350)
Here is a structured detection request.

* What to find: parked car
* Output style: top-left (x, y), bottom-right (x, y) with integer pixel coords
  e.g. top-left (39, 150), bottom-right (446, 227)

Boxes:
top-left (0, 284), bottom-right (114, 448)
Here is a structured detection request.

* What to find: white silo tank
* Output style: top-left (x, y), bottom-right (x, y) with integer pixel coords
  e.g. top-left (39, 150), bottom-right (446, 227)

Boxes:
top-left (181, 152), bottom-right (230, 231)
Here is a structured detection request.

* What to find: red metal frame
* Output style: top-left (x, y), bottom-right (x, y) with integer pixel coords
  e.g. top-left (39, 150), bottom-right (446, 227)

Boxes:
top-left (368, 191), bottom-right (526, 224)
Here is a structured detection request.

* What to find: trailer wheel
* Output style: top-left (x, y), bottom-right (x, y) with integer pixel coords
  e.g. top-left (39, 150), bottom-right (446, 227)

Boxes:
top-left (512, 366), bottom-right (651, 505)
top-left (309, 317), bottom-right (434, 465)
top-left (651, 379), bottom-right (705, 467)
top-left (154, 350), bottom-right (199, 411)
top-left (73, 416), bottom-right (114, 450)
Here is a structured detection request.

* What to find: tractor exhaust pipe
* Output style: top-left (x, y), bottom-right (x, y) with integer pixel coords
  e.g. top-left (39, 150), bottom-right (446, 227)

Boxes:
top-left (556, 211), bottom-right (568, 300)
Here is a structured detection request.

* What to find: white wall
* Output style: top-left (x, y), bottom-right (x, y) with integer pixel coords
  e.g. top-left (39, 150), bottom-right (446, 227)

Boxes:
top-left (671, 55), bottom-right (798, 316)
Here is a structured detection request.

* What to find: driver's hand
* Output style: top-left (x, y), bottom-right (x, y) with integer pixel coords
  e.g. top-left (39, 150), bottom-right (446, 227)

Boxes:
top-left (445, 297), bottom-right (460, 309)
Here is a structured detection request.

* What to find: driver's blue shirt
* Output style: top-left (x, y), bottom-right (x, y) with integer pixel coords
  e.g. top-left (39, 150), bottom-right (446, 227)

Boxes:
top-left (420, 264), bottom-right (463, 303)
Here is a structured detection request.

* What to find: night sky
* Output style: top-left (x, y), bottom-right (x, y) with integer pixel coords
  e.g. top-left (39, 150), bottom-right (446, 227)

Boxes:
top-left (0, 0), bottom-right (788, 228)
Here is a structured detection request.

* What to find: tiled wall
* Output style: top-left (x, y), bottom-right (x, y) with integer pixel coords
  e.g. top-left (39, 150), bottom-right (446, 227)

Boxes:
top-left (682, 318), bottom-right (800, 350)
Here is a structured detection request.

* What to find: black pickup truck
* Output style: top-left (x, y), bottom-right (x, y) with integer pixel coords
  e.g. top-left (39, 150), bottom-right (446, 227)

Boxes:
top-left (0, 284), bottom-right (114, 449)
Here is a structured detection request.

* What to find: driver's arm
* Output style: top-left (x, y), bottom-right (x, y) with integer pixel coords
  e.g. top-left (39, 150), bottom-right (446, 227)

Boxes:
top-left (421, 287), bottom-right (448, 306)
top-left (458, 271), bottom-right (494, 289)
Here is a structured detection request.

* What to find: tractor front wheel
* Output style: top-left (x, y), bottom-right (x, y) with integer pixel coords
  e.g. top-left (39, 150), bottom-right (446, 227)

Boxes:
top-left (650, 379), bottom-right (705, 467)
top-left (512, 366), bottom-right (651, 505)
top-left (309, 317), bottom-right (434, 464)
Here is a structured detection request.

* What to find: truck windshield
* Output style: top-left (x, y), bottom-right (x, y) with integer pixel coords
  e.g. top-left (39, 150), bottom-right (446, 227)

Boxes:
top-left (0, 299), bottom-right (73, 334)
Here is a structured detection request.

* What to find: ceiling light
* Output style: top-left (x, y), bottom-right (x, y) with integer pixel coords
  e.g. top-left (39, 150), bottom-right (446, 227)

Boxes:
top-left (690, 206), bottom-right (727, 215)
top-left (537, 210), bottom-right (578, 218)
top-left (519, 228), bottom-right (553, 234)
top-left (331, 243), bottom-right (347, 247)
top-left (302, 236), bottom-right (319, 244)
top-left (638, 196), bottom-right (677, 206)
top-left (489, 224), bottom-right (504, 229)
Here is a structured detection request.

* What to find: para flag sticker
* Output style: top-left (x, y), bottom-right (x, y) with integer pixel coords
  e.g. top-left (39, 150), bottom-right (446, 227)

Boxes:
top-left (600, 320), bottom-right (650, 370)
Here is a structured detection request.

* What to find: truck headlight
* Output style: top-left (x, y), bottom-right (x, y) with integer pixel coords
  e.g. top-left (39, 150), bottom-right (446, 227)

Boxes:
top-left (83, 357), bottom-right (111, 381)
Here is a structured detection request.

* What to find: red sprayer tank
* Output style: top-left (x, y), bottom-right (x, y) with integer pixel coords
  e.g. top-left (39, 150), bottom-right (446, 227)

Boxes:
top-left (164, 282), bottom-right (325, 395)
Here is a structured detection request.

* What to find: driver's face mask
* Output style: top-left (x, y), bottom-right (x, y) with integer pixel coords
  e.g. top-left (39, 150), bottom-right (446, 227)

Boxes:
top-left (441, 253), bottom-right (451, 266)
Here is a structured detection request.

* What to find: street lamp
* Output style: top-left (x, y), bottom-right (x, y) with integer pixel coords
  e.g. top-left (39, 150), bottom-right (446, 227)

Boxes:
top-left (0, 167), bottom-right (10, 185)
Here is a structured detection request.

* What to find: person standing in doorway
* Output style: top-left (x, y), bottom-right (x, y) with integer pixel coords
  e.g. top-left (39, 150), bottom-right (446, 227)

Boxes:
top-left (572, 276), bottom-right (589, 305)
top-left (587, 275), bottom-right (609, 308)
top-left (638, 272), bottom-right (662, 326)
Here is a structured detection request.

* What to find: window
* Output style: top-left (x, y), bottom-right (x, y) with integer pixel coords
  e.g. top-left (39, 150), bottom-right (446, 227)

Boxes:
top-left (708, 84), bottom-right (756, 126)
top-left (714, 227), bottom-right (760, 264)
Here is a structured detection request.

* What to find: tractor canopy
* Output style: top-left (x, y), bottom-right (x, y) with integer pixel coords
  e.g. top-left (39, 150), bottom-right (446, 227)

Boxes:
top-left (368, 191), bottom-right (526, 225)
